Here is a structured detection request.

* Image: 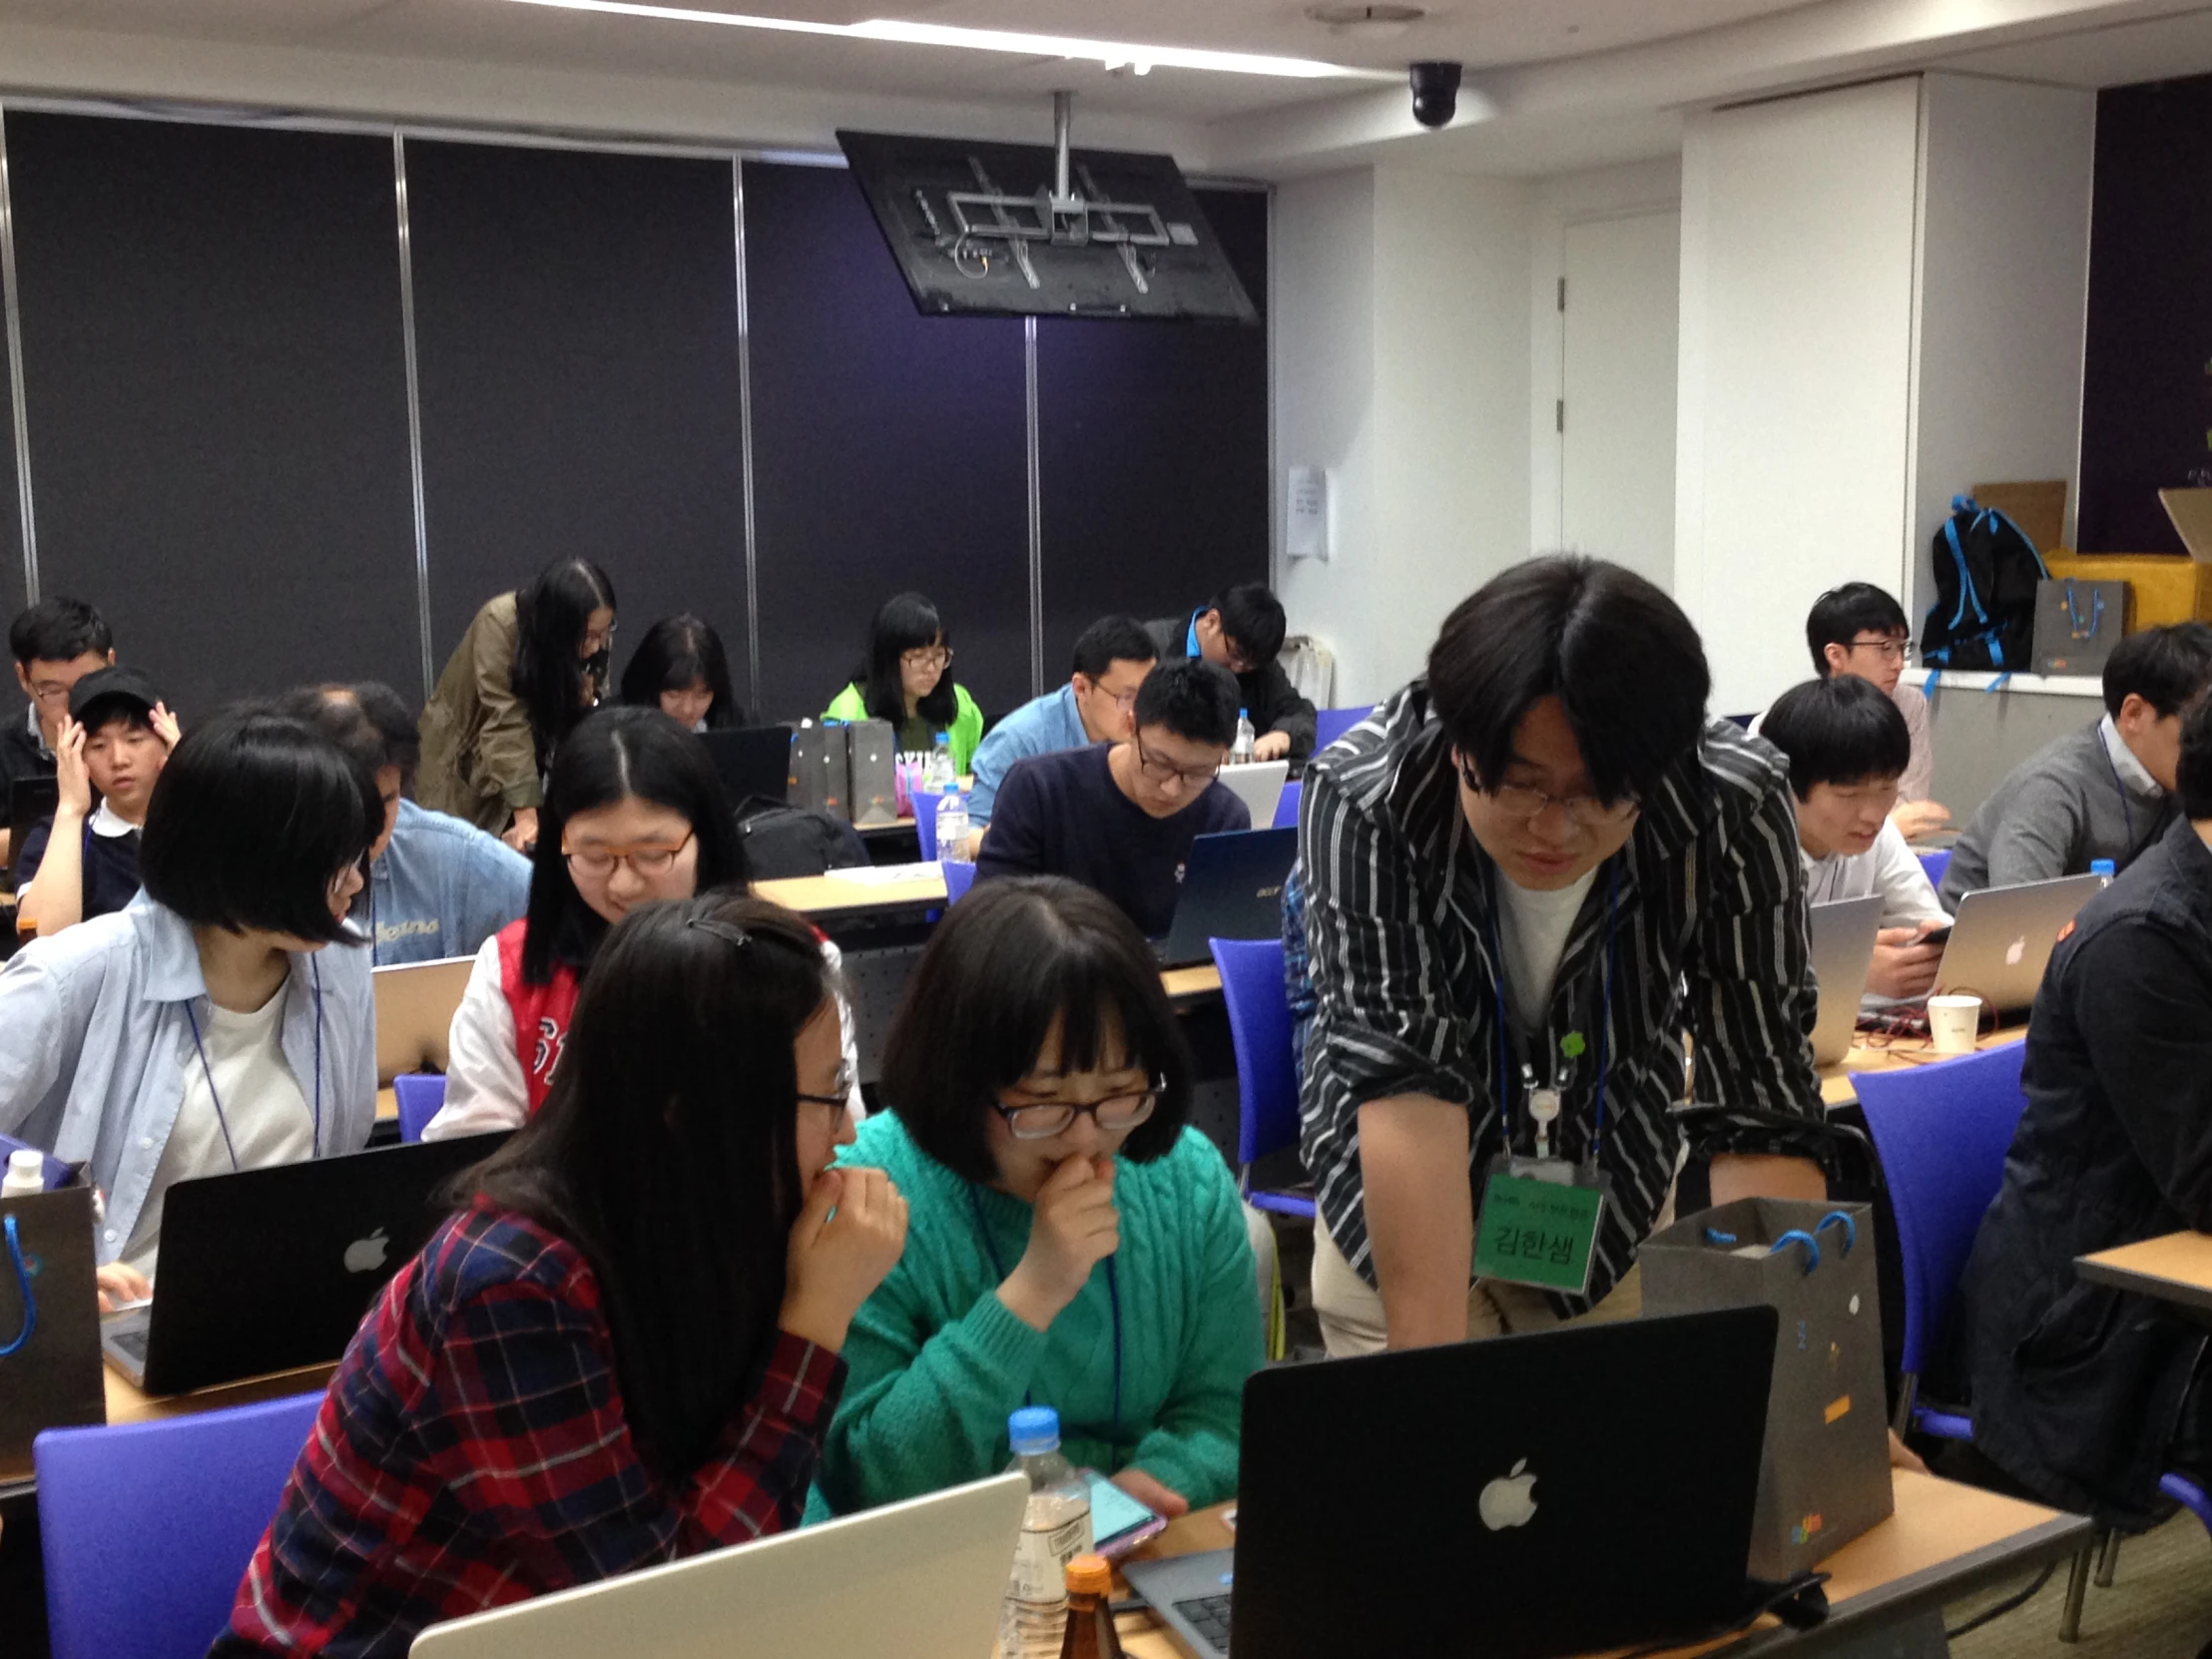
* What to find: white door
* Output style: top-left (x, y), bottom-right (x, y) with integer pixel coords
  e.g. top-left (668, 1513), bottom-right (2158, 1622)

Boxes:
top-left (1558, 210), bottom-right (1681, 594)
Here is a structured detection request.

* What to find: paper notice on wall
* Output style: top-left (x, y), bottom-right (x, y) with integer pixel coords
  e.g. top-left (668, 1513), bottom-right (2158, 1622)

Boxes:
top-left (1287, 466), bottom-right (1330, 561)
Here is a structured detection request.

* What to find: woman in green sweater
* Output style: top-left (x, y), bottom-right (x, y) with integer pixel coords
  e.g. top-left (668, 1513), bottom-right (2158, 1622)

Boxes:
top-left (813, 876), bottom-right (1262, 1521)
top-left (823, 592), bottom-right (985, 773)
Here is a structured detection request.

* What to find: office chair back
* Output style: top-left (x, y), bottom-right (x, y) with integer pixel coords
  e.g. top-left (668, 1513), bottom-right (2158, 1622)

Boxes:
top-left (37, 1389), bottom-right (323, 1659)
top-left (393, 1072), bottom-right (449, 1144)
top-left (1272, 781), bottom-right (1302, 829)
top-left (1918, 847), bottom-right (1951, 891)
top-left (1312, 708), bottom-right (1372, 754)
top-left (1210, 937), bottom-right (1313, 1220)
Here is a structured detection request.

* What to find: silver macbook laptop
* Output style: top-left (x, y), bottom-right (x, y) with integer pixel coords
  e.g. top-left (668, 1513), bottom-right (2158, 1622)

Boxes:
top-left (374, 955), bottom-right (474, 1085)
top-left (408, 1471), bottom-right (1027, 1659)
top-left (1808, 894), bottom-right (1882, 1066)
top-left (1215, 760), bottom-right (1289, 829)
top-left (1934, 871), bottom-right (2105, 1017)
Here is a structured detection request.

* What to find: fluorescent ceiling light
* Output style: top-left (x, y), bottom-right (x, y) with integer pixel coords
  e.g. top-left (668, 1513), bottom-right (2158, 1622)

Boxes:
top-left (496, 0), bottom-right (1391, 78)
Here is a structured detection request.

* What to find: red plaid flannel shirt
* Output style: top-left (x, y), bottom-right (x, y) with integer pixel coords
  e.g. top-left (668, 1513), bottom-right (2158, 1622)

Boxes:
top-left (214, 1201), bottom-right (844, 1657)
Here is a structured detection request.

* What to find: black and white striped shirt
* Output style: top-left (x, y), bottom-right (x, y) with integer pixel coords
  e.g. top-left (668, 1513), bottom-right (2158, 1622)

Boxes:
top-left (1297, 683), bottom-right (1822, 1315)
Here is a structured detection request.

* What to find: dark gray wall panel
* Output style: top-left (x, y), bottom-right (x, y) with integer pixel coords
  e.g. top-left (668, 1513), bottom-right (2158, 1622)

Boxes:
top-left (5, 111), bottom-right (416, 716)
top-left (406, 139), bottom-right (750, 711)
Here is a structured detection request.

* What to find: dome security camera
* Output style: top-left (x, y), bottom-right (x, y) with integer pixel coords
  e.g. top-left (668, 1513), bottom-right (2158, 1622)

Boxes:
top-left (1408, 60), bottom-right (1462, 129)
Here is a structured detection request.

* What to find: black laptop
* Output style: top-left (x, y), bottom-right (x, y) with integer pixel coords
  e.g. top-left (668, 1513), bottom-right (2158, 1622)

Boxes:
top-left (1155, 828), bottom-right (1298, 968)
top-left (699, 727), bottom-right (793, 812)
top-left (1124, 1306), bottom-right (1779, 1659)
top-left (6, 777), bottom-right (59, 892)
top-left (101, 1132), bottom-right (508, 1395)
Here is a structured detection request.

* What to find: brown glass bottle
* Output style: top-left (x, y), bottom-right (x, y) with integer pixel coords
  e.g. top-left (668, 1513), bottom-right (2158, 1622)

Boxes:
top-left (1058, 1554), bottom-right (1124, 1659)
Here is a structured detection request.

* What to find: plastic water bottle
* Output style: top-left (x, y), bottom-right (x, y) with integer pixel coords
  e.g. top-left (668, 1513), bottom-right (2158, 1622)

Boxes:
top-left (1231, 708), bottom-right (1256, 765)
top-left (1, 1149), bottom-right (43, 1200)
top-left (937, 790), bottom-right (972, 865)
top-left (996, 1406), bottom-right (1093, 1659)
top-left (2090, 857), bottom-right (2116, 886)
top-left (928, 731), bottom-right (957, 793)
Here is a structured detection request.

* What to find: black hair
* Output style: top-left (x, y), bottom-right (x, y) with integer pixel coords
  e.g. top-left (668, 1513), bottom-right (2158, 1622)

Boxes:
top-left (619, 615), bottom-right (743, 730)
top-left (1428, 555), bottom-right (1710, 807)
top-left (1071, 615), bottom-right (1158, 682)
top-left (139, 708), bottom-right (379, 944)
top-left (520, 704), bottom-right (748, 986)
top-left (1210, 583), bottom-right (1288, 667)
top-left (9, 596), bottom-right (111, 667)
top-left (1759, 676), bottom-right (1912, 801)
top-left (855, 592), bottom-right (958, 732)
top-left (269, 686), bottom-right (389, 787)
top-left (511, 558), bottom-right (618, 770)
top-left (347, 682), bottom-right (423, 792)
top-left (880, 876), bottom-right (1193, 1185)
top-left (2177, 695), bottom-right (2212, 821)
top-left (469, 893), bottom-right (831, 1478)
top-left (1134, 657), bottom-right (1239, 749)
top-left (2102, 622), bottom-right (2212, 719)
top-left (1806, 583), bottom-right (1911, 676)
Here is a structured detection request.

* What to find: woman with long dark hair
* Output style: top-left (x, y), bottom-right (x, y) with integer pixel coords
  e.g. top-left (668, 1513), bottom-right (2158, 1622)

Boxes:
top-left (620, 614), bottom-right (742, 732)
top-left (418, 557), bottom-right (617, 851)
top-left (216, 895), bottom-right (909, 1659)
top-left (824, 591), bottom-right (984, 773)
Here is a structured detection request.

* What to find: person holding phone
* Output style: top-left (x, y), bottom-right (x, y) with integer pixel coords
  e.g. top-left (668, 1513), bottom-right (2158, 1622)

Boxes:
top-left (217, 895), bottom-right (907, 1658)
top-left (809, 876), bottom-right (1262, 1524)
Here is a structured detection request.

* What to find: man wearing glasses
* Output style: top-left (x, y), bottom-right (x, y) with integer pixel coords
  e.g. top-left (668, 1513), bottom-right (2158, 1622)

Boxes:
top-left (965, 614), bottom-right (1159, 834)
top-left (1803, 582), bottom-right (1950, 841)
top-left (1300, 556), bottom-right (1830, 1356)
top-left (975, 657), bottom-right (1249, 936)
top-left (2, 596), bottom-right (115, 868)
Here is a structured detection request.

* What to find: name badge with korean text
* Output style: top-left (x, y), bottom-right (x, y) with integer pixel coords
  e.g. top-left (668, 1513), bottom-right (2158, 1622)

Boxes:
top-left (1473, 1155), bottom-right (1609, 1297)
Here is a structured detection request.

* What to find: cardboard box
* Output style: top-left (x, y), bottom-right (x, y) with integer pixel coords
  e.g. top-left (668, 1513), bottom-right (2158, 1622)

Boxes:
top-left (1972, 479), bottom-right (2068, 554)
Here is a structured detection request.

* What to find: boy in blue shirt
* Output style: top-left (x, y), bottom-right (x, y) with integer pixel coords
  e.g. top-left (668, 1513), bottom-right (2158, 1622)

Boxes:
top-left (967, 615), bottom-right (1157, 830)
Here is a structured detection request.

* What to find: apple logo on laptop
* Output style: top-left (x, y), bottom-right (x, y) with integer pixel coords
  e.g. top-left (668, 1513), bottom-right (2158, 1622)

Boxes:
top-left (343, 1227), bottom-right (389, 1275)
top-left (1477, 1459), bottom-right (1538, 1531)
top-left (2004, 934), bottom-right (2028, 967)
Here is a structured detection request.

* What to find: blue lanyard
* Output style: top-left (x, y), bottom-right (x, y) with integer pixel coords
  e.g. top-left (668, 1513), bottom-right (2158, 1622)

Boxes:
top-left (1486, 861), bottom-right (1621, 1164)
top-left (967, 1182), bottom-right (1122, 1438)
top-left (0, 1214), bottom-right (34, 1358)
top-left (181, 959), bottom-right (325, 1170)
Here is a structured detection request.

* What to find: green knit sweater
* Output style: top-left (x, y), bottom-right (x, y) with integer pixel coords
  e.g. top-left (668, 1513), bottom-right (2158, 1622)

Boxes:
top-left (823, 682), bottom-right (986, 776)
top-left (810, 1112), bottom-right (1263, 1518)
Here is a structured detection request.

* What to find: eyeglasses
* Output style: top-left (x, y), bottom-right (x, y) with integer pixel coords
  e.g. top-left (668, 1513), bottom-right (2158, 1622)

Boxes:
top-left (1134, 733), bottom-right (1222, 789)
top-left (901, 647), bottom-right (955, 672)
top-left (1848, 636), bottom-right (1915, 666)
top-left (581, 621), bottom-right (617, 658)
top-left (1078, 676), bottom-right (1142, 714)
top-left (562, 828), bottom-right (696, 878)
top-left (28, 680), bottom-right (75, 708)
top-left (797, 1067), bottom-right (855, 1111)
top-left (1455, 758), bottom-right (1640, 830)
top-left (993, 1081), bottom-right (1162, 1141)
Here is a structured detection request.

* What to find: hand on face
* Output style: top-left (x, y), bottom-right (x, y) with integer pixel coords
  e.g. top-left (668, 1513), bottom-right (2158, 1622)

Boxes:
top-left (52, 718), bottom-right (91, 818)
top-left (1000, 1153), bottom-right (1120, 1332)
top-left (780, 1165), bottom-right (908, 1354)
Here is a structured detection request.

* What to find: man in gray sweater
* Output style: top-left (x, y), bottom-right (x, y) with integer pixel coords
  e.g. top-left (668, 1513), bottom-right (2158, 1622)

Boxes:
top-left (1940, 622), bottom-right (2212, 910)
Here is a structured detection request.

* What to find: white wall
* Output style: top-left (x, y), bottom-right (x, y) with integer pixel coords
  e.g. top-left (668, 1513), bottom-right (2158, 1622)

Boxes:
top-left (1275, 167), bottom-right (1533, 707)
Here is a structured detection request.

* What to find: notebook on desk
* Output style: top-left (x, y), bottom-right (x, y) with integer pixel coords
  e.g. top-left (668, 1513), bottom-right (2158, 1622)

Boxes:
top-left (1809, 894), bottom-right (1883, 1066)
top-left (373, 954), bottom-right (474, 1085)
top-left (1932, 872), bottom-right (2104, 1017)
top-left (1124, 1307), bottom-right (1778, 1659)
top-left (6, 777), bottom-right (59, 892)
top-left (101, 1132), bottom-right (507, 1396)
top-left (1215, 760), bottom-right (1289, 829)
top-left (698, 727), bottom-right (792, 811)
top-left (1153, 828), bottom-right (1297, 968)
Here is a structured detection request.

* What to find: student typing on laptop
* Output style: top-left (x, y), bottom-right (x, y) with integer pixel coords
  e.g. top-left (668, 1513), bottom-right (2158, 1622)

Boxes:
top-left (215, 895), bottom-right (908, 1659)
top-left (0, 595), bottom-right (114, 869)
top-left (810, 878), bottom-right (1262, 1526)
top-left (13, 665), bottom-right (179, 936)
top-left (1143, 583), bottom-right (1317, 764)
top-left (966, 613), bottom-right (1157, 831)
top-left (0, 709), bottom-right (378, 1314)
top-left (974, 658), bottom-right (1250, 938)
top-left (1761, 676), bottom-right (1949, 1003)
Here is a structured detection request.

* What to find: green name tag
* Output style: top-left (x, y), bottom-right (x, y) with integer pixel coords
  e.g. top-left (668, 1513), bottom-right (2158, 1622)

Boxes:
top-left (1473, 1162), bottom-right (1605, 1297)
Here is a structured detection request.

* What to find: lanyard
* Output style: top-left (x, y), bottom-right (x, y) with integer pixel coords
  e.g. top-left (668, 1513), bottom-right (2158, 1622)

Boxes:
top-left (968, 1182), bottom-right (1122, 1438)
top-left (1486, 861), bottom-right (1621, 1166)
top-left (0, 1214), bottom-right (34, 1358)
top-left (181, 959), bottom-right (325, 1171)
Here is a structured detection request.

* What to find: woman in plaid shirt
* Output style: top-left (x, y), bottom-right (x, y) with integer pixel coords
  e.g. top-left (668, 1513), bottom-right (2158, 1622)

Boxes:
top-left (215, 894), bottom-right (908, 1658)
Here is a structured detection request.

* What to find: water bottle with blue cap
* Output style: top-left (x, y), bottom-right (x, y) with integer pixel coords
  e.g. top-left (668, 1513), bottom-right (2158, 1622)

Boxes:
top-left (997, 1405), bottom-right (1093, 1657)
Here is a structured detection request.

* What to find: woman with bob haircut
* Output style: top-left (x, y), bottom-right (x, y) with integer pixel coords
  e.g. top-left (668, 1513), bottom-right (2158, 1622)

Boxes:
top-left (620, 614), bottom-right (743, 732)
top-left (0, 708), bottom-right (379, 1310)
top-left (823, 591), bottom-right (985, 774)
top-left (810, 875), bottom-right (1262, 1523)
top-left (217, 895), bottom-right (908, 1659)
top-left (419, 556), bottom-right (617, 851)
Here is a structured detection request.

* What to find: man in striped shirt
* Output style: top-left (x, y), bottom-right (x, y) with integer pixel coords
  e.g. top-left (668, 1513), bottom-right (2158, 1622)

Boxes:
top-left (1298, 556), bottom-right (1829, 1355)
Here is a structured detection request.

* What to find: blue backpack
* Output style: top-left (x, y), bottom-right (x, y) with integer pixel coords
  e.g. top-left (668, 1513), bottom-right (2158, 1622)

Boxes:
top-left (1920, 494), bottom-right (2048, 674)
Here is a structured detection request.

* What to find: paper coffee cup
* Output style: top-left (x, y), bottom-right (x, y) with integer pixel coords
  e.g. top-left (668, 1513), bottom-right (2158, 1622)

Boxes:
top-left (1928, 994), bottom-right (1983, 1054)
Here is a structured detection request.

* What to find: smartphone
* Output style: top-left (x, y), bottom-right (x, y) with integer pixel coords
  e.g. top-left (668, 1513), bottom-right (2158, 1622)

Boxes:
top-left (1082, 1470), bottom-right (1168, 1559)
top-left (1920, 925), bottom-right (1953, 948)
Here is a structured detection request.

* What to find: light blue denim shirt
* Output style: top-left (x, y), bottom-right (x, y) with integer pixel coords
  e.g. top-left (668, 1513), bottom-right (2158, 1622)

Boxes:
top-left (361, 798), bottom-right (532, 967)
top-left (0, 893), bottom-right (376, 1262)
top-left (966, 683), bottom-right (1093, 826)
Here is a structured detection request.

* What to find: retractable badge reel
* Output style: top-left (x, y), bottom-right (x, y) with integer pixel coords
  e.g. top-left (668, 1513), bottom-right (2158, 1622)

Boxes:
top-left (1474, 1033), bottom-right (1611, 1298)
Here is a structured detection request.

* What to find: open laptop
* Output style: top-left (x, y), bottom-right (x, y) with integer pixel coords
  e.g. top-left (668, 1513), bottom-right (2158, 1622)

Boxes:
top-left (1126, 1306), bottom-right (1778, 1659)
top-left (1808, 894), bottom-right (1883, 1065)
top-left (409, 1470), bottom-right (1027, 1658)
top-left (1215, 760), bottom-right (1289, 830)
top-left (1155, 827), bottom-right (1297, 968)
top-left (1932, 871), bottom-right (2104, 1017)
top-left (698, 727), bottom-right (792, 811)
top-left (373, 955), bottom-right (474, 1085)
top-left (102, 1132), bottom-right (507, 1395)
top-left (6, 777), bottom-right (59, 892)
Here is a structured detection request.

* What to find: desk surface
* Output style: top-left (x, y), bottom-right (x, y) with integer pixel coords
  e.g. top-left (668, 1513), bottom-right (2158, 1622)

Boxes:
top-left (1117, 1470), bottom-right (2086, 1659)
top-left (2076, 1231), bottom-right (2212, 1316)
top-left (1818, 1026), bottom-right (2026, 1108)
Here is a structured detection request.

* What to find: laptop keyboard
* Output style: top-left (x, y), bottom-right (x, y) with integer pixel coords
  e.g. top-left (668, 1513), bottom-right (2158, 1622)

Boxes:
top-left (1176, 1593), bottom-right (1233, 1654)
top-left (107, 1326), bottom-right (150, 1363)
